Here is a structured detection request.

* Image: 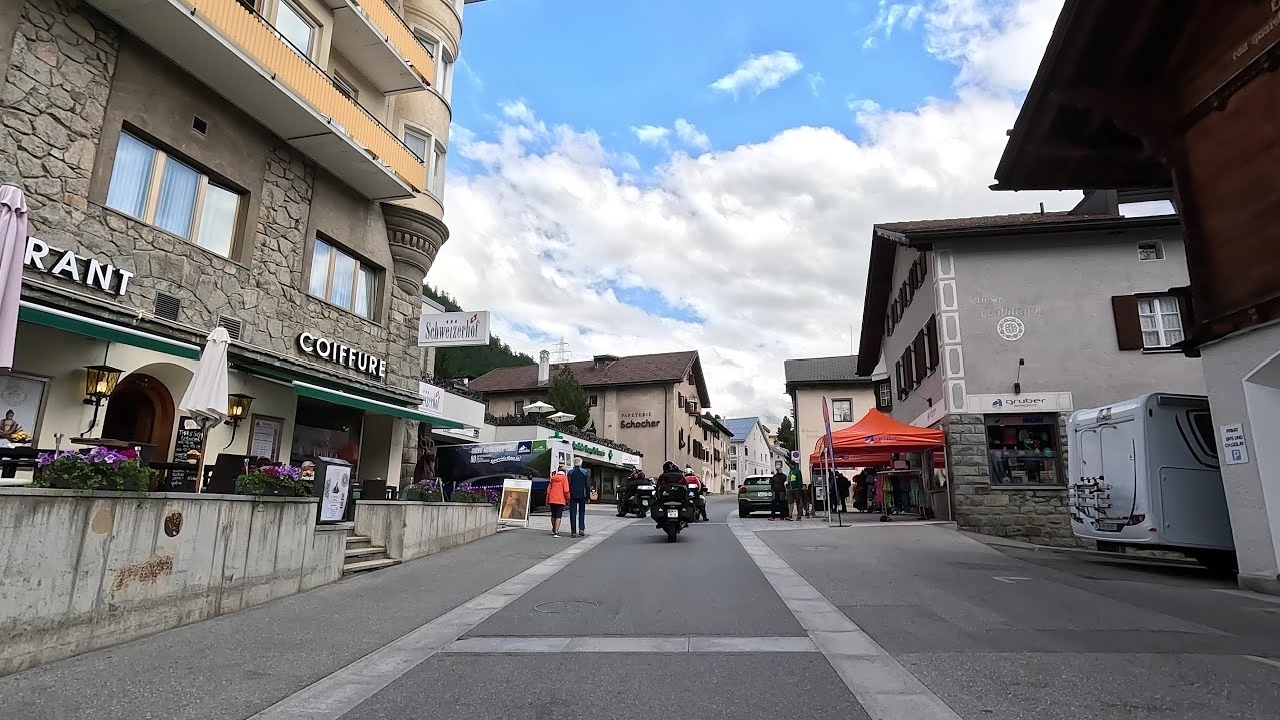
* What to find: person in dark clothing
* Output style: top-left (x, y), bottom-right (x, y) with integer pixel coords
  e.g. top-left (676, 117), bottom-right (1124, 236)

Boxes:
top-left (853, 470), bottom-right (871, 512)
top-left (567, 458), bottom-right (591, 537)
top-left (769, 462), bottom-right (789, 521)
top-left (836, 472), bottom-right (851, 514)
top-left (657, 461), bottom-right (685, 486)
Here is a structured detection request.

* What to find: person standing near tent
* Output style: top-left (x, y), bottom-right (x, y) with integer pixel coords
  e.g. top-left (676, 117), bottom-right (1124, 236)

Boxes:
top-left (769, 461), bottom-right (789, 521)
top-left (787, 463), bottom-right (805, 520)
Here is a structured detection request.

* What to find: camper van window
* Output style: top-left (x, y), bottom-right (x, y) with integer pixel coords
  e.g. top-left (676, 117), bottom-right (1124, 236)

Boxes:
top-left (1187, 410), bottom-right (1218, 460)
top-left (984, 415), bottom-right (1062, 485)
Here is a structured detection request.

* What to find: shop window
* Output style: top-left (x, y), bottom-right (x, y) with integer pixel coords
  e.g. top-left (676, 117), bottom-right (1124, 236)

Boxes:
top-left (308, 237), bottom-right (378, 319)
top-left (105, 131), bottom-right (242, 258)
top-left (985, 415), bottom-right (1062, 485)
top-left (832, 398), bottom-right (852, 423)
top-left (273, 0), bottom-right (317, 57)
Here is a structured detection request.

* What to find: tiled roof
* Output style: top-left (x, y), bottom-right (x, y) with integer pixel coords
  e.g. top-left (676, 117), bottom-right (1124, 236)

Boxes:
top-left (784, 356), bottom-right (881, 386)
top-left (876, 211), bottom-right (1117, 234)
top-left (722, 417), bottom-right (760, 442)
top-left (470, 350), bottom-right (702, 395)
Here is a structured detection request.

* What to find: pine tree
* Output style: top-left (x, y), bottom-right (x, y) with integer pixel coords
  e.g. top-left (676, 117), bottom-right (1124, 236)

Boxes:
top-left (548, 366), bottom-right (592, 428)
top-left (777, 415), bottom-right (796, 451)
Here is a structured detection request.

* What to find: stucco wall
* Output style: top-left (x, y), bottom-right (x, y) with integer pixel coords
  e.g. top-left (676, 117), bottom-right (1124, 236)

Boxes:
top-left (0, 489), bottom-right (346, 676)
top-left (1199, 322), bottom-right (1280, 592)
top-left (943, 228), bottom-right (1204, 410)
top-left (883, 246), bottom-right (944, 423)
top-left (793, 384), bottom-right (878, 483)
top-left (354, 501), bottom-right (496, 560)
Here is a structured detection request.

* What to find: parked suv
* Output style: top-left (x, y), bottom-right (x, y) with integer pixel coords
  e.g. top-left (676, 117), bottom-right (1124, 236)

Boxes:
top-left (737, 475), bottom-right (777, 517)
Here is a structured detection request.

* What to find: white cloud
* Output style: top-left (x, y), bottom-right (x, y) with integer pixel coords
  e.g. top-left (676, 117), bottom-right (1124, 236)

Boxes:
top-left (865, 1), bottom-right (926, 43)
top-left (672, 119), bottom-right (711, 151)
top-left (709, 51), bottom-right (804, 98)
top-left (433, 0), bottom-right (1073, 425)
top-left (924, 0), bottom-right (1062, 91)
top-left (807, 72), bottom-right (826, 97)
top-left (632, 124), bottom-right (670, 145)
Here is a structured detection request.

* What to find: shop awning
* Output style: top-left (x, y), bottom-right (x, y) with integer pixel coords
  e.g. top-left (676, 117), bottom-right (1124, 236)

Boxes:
top-left (292, 381), bottom-right (466, 429)
top-left (18, 301), bottom-right (202, 360)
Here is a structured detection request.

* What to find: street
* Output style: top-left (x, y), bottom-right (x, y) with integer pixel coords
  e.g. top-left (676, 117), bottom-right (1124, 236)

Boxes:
top-left (4, 496), bottom-right (1280, 720)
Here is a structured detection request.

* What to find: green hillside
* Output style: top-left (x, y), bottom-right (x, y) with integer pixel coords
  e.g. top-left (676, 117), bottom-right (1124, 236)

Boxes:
top-left (422, 285), bottom-right (536, 379)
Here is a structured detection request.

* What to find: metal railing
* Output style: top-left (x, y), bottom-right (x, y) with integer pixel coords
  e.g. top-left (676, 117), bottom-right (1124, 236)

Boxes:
top-left (354, 0), bottom-right (436, 87)
top-left (190, 0), bottom-right (427, 192)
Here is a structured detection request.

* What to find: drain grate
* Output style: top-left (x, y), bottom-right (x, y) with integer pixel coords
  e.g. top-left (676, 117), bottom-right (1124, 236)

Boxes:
top-left (534, 600), bottom-right (600, 614)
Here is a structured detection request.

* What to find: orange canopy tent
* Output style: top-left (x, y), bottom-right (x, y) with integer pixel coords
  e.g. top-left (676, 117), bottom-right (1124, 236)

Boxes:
top-left (809, 408), bottom-right (946, 467)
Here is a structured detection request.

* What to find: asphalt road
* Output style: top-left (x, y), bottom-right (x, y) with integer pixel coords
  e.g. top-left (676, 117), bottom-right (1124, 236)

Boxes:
top-left (2, 497), bottom-right (1279, 720)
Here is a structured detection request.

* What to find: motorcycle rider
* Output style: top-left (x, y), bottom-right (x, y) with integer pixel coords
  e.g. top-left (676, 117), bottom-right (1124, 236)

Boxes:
top-left (618, 466), bottom-right (648, 513)
top-left (657, 460), bottom-right (685, 486)
top-left (684, 466), bottom-right (709, 521)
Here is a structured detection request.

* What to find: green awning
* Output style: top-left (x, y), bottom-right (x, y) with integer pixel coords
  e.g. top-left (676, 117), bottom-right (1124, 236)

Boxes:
top-left (18, 301), bottom-right (202, 360)
top-left (292, 381), bottom-right (466, 429)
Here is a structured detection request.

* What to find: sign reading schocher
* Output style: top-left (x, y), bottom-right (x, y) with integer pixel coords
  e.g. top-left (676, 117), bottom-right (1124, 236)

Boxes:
top-left (297, 331), bottom-right (387, 380)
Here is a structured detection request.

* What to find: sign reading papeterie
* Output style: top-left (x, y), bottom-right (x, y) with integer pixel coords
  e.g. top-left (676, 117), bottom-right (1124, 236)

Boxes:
top-left (297, 331), bottom-right (386, 380)
top-left (24, 237), bottom-right (133, 296)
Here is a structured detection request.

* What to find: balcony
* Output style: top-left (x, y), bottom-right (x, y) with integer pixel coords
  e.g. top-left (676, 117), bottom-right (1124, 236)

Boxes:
top-left (89, 0), bottom-right (427, 199)
top-left (324, 0), bottom-right (435, 94)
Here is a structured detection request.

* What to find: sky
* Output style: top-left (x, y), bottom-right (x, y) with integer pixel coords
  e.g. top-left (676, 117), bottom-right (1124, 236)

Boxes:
top-left (429, 0), bottom-right (1080, 425)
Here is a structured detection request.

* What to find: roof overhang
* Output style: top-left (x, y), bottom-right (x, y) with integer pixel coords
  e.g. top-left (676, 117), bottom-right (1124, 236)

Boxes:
top-left (992, 0), bottom-right (1199, 192)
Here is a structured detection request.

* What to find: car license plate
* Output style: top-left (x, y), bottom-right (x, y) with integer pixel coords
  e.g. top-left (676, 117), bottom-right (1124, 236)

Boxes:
top-left (666, 509), bottom-right (678, 518)
top-left (759, 491), bottom-right (772, 498)
top-left (1097, 521), bottom-right (1123, 532)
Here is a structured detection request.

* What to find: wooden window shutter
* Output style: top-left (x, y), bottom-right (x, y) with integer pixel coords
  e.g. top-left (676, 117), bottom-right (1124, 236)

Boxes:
top-left (912, 331), bottom-right (927, 384)
top-left (1111, 295), bottom-right (1144, 351)
top-left (925, 314), bottom-right (939, 371)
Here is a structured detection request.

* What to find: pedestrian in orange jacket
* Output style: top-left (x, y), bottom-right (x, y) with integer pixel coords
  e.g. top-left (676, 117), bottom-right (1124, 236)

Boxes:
top-left (547, 464), bottom-right (570, 538)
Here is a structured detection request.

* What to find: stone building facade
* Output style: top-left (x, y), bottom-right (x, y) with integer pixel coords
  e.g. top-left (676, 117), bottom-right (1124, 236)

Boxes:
top-left (0, 0), bottom-right (471, 487)
top-left (857, 193), bottom-right (1204, 546)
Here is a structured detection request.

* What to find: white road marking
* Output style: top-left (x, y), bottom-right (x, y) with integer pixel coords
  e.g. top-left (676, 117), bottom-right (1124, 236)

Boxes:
top-left (441, 636), bottom-right (818, 653)
top-left (248, 518), bottom-right (635, 720)
top-left (1215, 588), bottom-right (1280, 605)
top-left (1243, 655), bottom-right (1280, 671)
top-left (992, 576), bottom-right (1032, 584)
top-left (728, 513), bottom-right (963, 720)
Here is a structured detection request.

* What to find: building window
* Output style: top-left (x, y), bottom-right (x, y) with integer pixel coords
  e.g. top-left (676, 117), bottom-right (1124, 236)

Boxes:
top-left (876, 381), bottom-right (893, 410)
top-left (105, 131), bottom-right (241, 258)
top-left (430, 139), bottom-right (447, 198)
top-left (332, 72), bottom-right (358, 101)
top-left (1138, 296), bottom-right (1184, 348)
top-left (589, 395), bottom-right (598, 407)
top-left (1137, 241), bottom-right (1164, 261)
top-left (308, 238), bottom-right (378, 319)
top-left (274, 0), bottom-right (316, 57)
top-left (730, 445), bottom-right (737, 456)
top-left (401, 123), bottom-right (447, 200)
top-left (832, 399), bottom-right (853, 423)
top-left (985, 415), bottom-right (1062, 485)
top-left (403, 126), bottom-right (429, 162)
top-left (514, 400), bottom-right (524, 415)
top-left (413, 29), bottom-right (456, 102)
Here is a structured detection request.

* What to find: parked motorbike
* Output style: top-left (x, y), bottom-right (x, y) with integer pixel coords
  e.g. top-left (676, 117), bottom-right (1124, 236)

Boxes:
top-left (651, 479), bottom-right (697, 542)
top-left (616, 479), bottom-right (655, 518)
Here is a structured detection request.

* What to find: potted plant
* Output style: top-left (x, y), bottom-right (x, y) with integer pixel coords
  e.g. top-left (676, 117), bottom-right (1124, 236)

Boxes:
top-left (402, 477), bottom-right (443, 502)
top-left (234, 464), bottom-right (311, 497)
top-left (33, 447), bottom-right (153, 491)
top-left (452, 481), bottom-right (499, 504)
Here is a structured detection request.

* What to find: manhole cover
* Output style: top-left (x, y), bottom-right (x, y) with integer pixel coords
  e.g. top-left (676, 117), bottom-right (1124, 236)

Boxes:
top-left (534, 600), bottom-right (600, 614)
top-left (801, 545), bottom-right (837, 551)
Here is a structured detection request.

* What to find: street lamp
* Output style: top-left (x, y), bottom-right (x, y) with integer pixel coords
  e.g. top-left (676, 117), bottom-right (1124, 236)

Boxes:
top-left (81, 365), bottom-right (122, 435)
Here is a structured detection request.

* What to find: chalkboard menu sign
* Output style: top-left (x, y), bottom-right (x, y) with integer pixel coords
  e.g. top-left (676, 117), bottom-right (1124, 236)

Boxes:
top-left (167, 417), bottom-right (206, 492)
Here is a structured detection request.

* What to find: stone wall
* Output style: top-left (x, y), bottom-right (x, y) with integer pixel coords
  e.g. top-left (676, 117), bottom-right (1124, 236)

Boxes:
top-left (0, 488), bottom-right (347, 676)
top-left (0, 0), bottom-right (423, 396)
top-left (946, 412), bottom-right (1085, 547)
top-left (355, 501), bottom-right (497, 561)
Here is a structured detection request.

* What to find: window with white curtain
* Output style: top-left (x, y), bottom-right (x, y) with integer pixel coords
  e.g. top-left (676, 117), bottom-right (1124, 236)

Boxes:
top-left (403, 126), bottom-right (429, 162)
top-left (308, 237), bottom-right (378, 319)
top-left (105, 131), bottom-right (241, 257)
top-left (1138, 296), bottom-right (1184, 348)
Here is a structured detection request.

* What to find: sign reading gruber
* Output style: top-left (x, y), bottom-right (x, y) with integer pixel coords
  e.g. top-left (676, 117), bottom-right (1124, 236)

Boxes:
top-left (418, 310), bottom-right (491, 347)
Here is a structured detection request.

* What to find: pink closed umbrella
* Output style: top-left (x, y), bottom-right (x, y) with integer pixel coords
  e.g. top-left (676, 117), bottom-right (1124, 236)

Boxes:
top-left (0, 185), bottom-right (28, 371)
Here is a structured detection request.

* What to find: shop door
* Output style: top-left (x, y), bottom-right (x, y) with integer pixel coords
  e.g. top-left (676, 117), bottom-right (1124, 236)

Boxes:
top-left (101, 373), bottom-right (174, 462)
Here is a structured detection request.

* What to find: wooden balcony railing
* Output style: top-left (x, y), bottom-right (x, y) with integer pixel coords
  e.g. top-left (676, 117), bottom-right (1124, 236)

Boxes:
top-left (185, 0), bottom-right (427, 193)
top-left (353, 0), bottom-right (437, 87)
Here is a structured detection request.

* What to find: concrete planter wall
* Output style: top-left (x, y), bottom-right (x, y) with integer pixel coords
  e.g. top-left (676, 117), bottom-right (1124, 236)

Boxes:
top-left (355, 501), bottom-right (497, 561)
top-left (0, 488), bottom-right (347, 676)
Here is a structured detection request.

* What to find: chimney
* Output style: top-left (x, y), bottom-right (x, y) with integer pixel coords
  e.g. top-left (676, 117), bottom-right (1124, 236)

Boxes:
top-left (538, 350), bottom-right (550, 385)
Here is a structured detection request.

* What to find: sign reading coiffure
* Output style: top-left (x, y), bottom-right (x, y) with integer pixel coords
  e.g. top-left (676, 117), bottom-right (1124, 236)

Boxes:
top-left (297, 332), bottom-right (386, 380)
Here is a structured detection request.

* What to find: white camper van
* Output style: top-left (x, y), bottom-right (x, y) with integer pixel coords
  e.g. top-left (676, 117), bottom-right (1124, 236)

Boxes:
top-left (1067, 393), bottom-right (1235, 570)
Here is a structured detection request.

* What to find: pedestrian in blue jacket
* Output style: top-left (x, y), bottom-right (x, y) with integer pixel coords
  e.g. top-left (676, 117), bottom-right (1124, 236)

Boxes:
top-left (567, 458), bottom-right (592, 538)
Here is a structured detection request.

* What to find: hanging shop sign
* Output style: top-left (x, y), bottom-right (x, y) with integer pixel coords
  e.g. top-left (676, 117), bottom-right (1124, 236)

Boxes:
top-left (297, 331), bottom-right (386, 380)
top-left (24, 237), bottom-right (133, 296)
top-left (418, 382), bottom-right (444, 415)
top-left (418, 310), bottom-right (491, 347)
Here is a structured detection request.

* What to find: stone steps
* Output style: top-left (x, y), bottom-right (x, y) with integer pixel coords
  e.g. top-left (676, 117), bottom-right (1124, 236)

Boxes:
top-left (341, 534), bottom-right (399, 575)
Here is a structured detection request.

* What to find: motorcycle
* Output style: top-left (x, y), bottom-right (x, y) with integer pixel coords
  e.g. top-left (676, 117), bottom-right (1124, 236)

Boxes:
top-left (616, 479), bottom-right (655, 518)
top-left (651, 479), bottom-right (698, 542)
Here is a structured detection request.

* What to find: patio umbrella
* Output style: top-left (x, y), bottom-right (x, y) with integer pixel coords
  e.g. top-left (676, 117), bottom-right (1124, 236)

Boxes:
top-left (179, 326), bottom-right (231, 424)
top-left (0, 185), bottom-right (29, 371)
top-left (524, 401), bottom-right (555, 414)
top-left (547, 412), bottom-right (576, 423)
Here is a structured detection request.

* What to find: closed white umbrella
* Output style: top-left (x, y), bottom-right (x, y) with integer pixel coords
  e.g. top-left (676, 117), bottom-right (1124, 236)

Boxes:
top-left (180, 326), bottom-right (231, 423)
top-left (0, 186), bottom-right (29, 370)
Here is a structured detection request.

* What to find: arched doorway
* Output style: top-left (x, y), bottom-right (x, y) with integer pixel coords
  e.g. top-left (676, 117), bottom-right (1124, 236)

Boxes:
top-left (102, 373), bottom-right (175, 462)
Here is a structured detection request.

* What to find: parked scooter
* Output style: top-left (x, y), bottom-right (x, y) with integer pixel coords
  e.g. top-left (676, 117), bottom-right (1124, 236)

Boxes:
top-left (616, 478), bottom-right (655, 518)
top-left (652, 461), bottom-right (697, 542)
